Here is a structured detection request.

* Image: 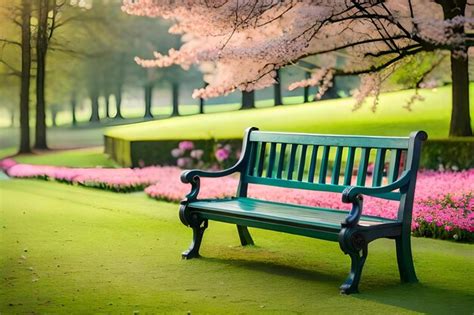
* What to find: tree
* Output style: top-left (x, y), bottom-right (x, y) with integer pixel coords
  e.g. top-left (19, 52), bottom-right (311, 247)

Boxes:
top-left (0, 0), bottom-right (33, 153)
top-left (123, 0), bottom-right (474, 136)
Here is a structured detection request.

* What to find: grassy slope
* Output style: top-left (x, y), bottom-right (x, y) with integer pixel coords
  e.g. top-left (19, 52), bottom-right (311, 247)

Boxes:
top-left (105, 85), bottom-right (474, 141)
top-left (1, 180), bottom-right (473, 314)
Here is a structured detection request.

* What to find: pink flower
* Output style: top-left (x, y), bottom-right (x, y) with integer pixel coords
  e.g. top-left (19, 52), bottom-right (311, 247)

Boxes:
top-left (190, 149), bottom-right (204, 160)
top-left (177, 157), bottom-right (192, 168)
top-left (215, 148), bottom-right (230, 162)
top-left (179, 141), bottom-right (194, 151)
top-left (171, 148), bottom-right (184, 158)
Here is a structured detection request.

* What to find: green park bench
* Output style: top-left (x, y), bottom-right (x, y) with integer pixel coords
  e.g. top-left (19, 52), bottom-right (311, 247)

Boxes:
top-left (179, 127), bottom-right (427, 294)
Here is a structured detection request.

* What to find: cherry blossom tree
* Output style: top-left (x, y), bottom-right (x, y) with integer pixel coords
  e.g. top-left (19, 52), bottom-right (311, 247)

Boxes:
top-left (123, 0), bottom-right (474, 136)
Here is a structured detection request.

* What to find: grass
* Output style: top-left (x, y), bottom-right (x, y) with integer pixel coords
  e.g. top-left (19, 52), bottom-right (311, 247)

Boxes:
top-left (105, 85), bottom-right (474, 141)
top-left (1, 179), bottom-right (473, 313)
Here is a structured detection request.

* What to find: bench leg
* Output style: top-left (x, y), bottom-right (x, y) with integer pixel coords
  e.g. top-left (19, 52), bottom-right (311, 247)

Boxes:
top-left (339, 229), bottom-right (368, 294)
top-left (237, 225), bottom-right (254, 246)
top-left (182, 219), bottom-right (208, 260)
top-left (395, 233), bottom-right (418, 283)
top-left (340, 246), bottom-right (368, 294)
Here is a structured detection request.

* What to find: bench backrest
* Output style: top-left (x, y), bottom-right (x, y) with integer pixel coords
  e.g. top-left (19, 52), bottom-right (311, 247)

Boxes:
top-left (237, 128), bottom-right (427, 221)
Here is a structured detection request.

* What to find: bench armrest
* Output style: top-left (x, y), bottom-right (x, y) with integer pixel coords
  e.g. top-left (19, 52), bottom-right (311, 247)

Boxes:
top-left (180, 161), bottom-right (244, 201)
top-left (341, 170), bottom-right (412, 227)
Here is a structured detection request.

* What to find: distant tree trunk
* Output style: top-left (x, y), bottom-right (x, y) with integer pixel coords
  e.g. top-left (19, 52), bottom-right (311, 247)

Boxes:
top-left (450, 52), bottom-right (472, 136)
top-left (10, 110), bottom-right (15, 127)
top-left (105, 93), bottom-right (110, 118)
top-left (171, 82), bottom-right (179, 116)
top-left (241, 90), bottom-right (255, 109)
top-left (51, 108), bottom-right (57, 127)
top-left (199, 82), bottom-right (207, 114)
top-left (114, 85), bottom-right (123, 119)
top-left (199, 97), bottom-right (205, 114)
top-left (114, 57), bottom-right (125, 119)
top-left (89, 88), bottom-right (100, 122)
top-left (303, 72), bottom-right (310, 103)
top-left (18, 0), bottom-right (31, 154)
top-left (144, 84), bottom-right (153, 118)
top-left (34, 0), bottom-right (49, 150)
top-left (71, 92), bottom-right (77, 126)
top-left (438, 0), bottom-right (472, 137)
top-left (274, 69), bottom-right (282, 106)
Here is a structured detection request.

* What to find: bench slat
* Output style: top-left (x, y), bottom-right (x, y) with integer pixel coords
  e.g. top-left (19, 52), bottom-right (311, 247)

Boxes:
top-left (276, 143), bottom-right (287, 179)
top-left (307, 145), bottom-right (319, 183)
top-left (388, 149), bottom-right (401, 183)
top-left (372, 148), bottom-right (387, 187)
top-left (343, 146), bottom-right (356, 185)
top-left (256, 142), bottom-right (267, 177)
top-left (297, 145), bottom-right (308, 181)
top-left (287, 144), bottom-right (298, 180)
top-left (245, 176), bottom-right (401, 200)
top-left (247, 141), bottom-right (258, 176)
top-left (250, 131), bottom-right (409, 149)
top-left (331, 146), bottom-right (343, 185)
top-left (318, 146), bottom-right (330, 184)
top-left (266, 142), bottom-right (277, 178)
top-left (357, 148), bottom-right (370, 186)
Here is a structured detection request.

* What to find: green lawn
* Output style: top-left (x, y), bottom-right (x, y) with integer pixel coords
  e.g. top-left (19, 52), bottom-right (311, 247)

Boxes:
top-left (105, 85), bottom-right (474, 141)
top-left (1, 179), bottom-right (473, 314)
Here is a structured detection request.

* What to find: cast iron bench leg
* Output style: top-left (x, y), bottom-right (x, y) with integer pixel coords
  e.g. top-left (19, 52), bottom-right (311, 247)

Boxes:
top-left (237, 225), bottom-right (254, 246)
top-left (396, 232), bottom-right (418, 283)
top-left (182, 219), bottom-right (208, 260)
top-left (340, 246), bottom-right (368, 294)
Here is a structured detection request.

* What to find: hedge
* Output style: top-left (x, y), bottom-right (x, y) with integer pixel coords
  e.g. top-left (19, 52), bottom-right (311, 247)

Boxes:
top-left (105, 135), bottom-right (474, 170)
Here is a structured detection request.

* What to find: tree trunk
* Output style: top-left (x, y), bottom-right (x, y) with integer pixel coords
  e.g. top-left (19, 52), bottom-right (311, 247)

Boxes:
top-left (51, 109), bottom-right (57, 127)
top-left (18, 0), bottom-right (31, 154)
top-left (450, 52), bottom-right (472, 136)
top-left (114, 84), bottom-right (123, 119)
top-left (105, 93), bottom-right (110, 118)
top-left (89, 88), bottom-right (100, 122)
top-left (241, 90), bottom-right (255, 109)
top-left (274, 69), bottom-right (282, 106)
top-left (303, 72), bottom-right (310, 103)
top-left (10, 110), bottom-right (15, 127)
top-left (438, 0), bottom-right (472, 137)
top-left (34, 0), bottom-right (49, 150)
top-left (171, 82), bottom-right (179, 116)
top-left (144, 84), bottom-right (153, 118)
top-left (71, 93), bottom-right (77, 126)
top-left (199, 82), bottom-right (207, 114)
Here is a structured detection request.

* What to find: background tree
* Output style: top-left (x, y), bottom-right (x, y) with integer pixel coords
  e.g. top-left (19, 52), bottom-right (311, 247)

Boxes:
top-left (123, 0), bottom-right (474, 137)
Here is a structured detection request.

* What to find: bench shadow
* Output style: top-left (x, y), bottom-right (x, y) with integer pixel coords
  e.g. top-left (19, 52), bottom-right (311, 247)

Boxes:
top-left (200, 256), bottom-right (473, 314)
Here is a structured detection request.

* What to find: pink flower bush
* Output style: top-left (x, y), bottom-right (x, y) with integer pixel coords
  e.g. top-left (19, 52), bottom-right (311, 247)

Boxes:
top-left (215, 148), bottom-right (230, 162)
top-left (178, 141), bottom-right (194, 151)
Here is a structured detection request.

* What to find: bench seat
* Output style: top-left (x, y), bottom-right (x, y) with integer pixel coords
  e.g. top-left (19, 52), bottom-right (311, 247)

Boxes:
top-left (189, 197), bottom-right (398, 234)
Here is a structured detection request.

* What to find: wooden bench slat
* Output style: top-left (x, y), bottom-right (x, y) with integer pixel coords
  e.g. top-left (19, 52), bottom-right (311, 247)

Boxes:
top-left (247, 141), bottom-right (258, 176)
top-left (244, 176), bottom-right (401, 200)
top-left (343, 146), bottom-right (355, 185)
top-left (297, 145), bottom-right (308, 181)
top-left (307, 145), bottom-right (319, 183)
top-left (250, 132), bottom-right (410, 149)
top-left (372, 148), bottom-right (387, 187)
top-left (318, 146), bottom-right (330, 184)
top-left (276, 143), bottom-right (287, 179)
top-left (256, 142), bottom-right (267, 177)
top-left (266, 142), bottom-right (277, 178)
top-left (388, 149), bottom-right (401, 183)
top-left (331, 146), bottom-right (343, 185)
top-left (357, 148), bottom-right (370, 186)
top-left (287, 144), bottom-right (298, 180)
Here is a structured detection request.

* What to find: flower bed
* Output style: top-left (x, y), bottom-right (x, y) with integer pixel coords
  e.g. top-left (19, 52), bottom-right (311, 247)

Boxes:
top-left (1, 159), bottom-right (174, 193)
top-left (1, 158), bottom-right (472, 242)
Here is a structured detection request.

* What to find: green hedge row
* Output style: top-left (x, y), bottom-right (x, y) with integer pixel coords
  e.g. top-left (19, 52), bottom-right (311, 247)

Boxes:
top-left (105, 135), bottom-right (474, 170)
top-left (421, 138), bottom-right (474, 170)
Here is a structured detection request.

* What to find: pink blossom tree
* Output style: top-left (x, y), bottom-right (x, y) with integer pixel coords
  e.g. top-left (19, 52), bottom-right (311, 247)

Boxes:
top-left (122, 0), bottom-right (474, 136)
